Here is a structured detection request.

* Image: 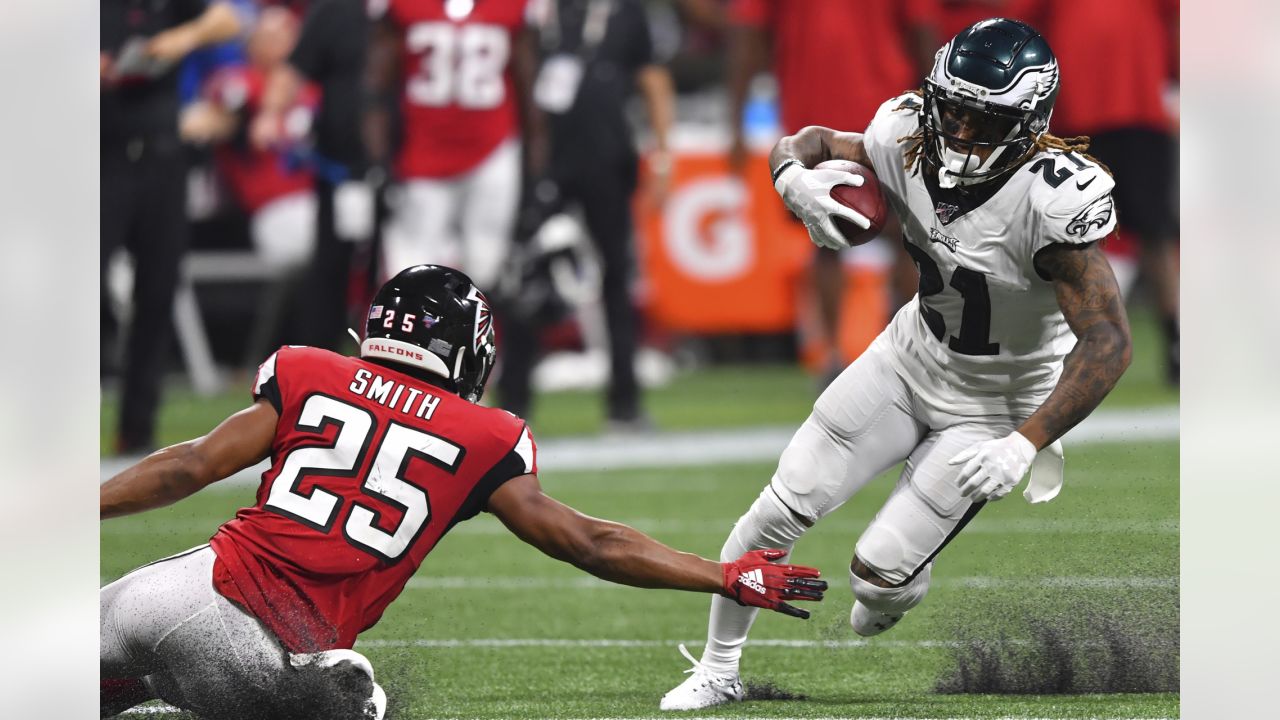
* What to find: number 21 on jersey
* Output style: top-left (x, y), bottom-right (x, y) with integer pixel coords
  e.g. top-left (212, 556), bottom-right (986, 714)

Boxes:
top-left (406, 22), bottom-right (509, 109)
top-left (904, 242), bottom-right (1000, 356)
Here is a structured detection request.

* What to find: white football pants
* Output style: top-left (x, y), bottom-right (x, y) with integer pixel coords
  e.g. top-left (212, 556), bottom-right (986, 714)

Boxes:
top-left (100, 546), bottom-right (381, 719)
top-left (382, 138), bottom-right (521, 290)
top-left (699, 334), bottom-right (1024, 674)
top-left (100, 545), bottom-right (290, 716)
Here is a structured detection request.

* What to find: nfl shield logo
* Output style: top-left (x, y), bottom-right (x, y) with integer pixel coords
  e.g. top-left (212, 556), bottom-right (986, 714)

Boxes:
top-left (935, 202), bottom-right (961, 224)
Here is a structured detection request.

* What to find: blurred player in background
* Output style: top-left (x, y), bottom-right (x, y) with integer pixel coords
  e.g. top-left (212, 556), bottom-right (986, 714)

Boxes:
top-left (1027, 0), bottom-right (1181, 383)
top-left (496, 0), bottom-right (675, 428)
top-left (725, 0), bottom-right (940, 386)
top-left (102, 0), bottom-right (243, 454)
top-left (661, 19), bottom-right (1132, 710)
top-left (182, 6), bottom-right (318, 277)
top-left (181, 6), bottom-right (319, 361)
top-left (253, 0), bottom-right (377, 352)
top-left (365, 0), bottom-right (547, 290)
top-left (100, 265), bottom-right (827, 720)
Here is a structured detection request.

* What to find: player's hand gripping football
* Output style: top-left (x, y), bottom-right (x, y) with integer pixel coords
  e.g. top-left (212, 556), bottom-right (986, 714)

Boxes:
top-left (773, 163), bottom-right (871, 250)
top-left (721, 549), bottom-right (827, 619)
top-left (949, 431), bottom-right (1038, 503)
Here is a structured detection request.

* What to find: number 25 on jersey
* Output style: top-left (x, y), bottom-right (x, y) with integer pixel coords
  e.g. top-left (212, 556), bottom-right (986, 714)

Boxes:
top-left (265, 394), bottom-right (463, 563)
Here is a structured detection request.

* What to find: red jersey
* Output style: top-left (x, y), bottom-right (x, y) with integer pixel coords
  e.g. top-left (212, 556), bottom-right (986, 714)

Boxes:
top-left (731, 0), bottom-right (941, 133)
top-left (377, 0), bottom-right (532, 178)
top-left (1024, 0), bottom-right (1178, 135)
top-left (210, 346), bottom-right (537, 652)
top-left (204, 66), bottom-right (317, 213)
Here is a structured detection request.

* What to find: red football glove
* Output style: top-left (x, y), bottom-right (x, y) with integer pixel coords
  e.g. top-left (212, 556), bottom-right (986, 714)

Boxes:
top-left (721, 548), bottom-right (827, 619)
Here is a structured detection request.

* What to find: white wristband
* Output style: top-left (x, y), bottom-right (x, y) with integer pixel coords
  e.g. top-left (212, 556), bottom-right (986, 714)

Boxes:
top-left (773, 162), bottom-right (804, 197)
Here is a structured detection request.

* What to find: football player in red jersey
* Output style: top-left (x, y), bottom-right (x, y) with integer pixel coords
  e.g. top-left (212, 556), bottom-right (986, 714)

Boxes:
top-left (365, 0), bottom-right (547, 289)
top-left (100, 265), bottom-right (826, 719)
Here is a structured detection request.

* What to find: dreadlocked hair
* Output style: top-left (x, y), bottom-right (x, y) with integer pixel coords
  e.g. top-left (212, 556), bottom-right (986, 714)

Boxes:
top-left (1033, 133), bottom-right (1113, 177)
top-left (895, 89), bottom-right (927, 176)
top-left (892, 87), bottom-right (1114, 179)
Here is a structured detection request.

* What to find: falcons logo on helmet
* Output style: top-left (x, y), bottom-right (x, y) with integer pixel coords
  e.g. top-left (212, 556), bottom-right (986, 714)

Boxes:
top-left (466, 286), bottom-right (493, 354)
top-left (1066, 193), bottom-right (1114, 238)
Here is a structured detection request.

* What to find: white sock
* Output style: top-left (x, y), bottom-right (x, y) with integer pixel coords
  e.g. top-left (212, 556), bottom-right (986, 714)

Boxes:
top-left (699, 488), bottom-right (809, 675)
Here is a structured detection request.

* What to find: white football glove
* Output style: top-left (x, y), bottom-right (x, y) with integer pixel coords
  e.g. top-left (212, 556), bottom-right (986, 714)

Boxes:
top-left (949, 431), bottom-right (1038, 503)
top-left (773, 163), bottom-right (871, 250)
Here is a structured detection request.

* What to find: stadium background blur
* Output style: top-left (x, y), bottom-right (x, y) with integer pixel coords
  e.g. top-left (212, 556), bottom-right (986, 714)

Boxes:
top-left (100, 0), bottom-right (1179, 451)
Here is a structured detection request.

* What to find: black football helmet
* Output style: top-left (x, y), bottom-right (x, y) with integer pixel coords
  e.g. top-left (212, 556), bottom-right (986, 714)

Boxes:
top-left (921, 18), bottom-right (1059, 187)
top-left (361, 265), bottom-right (496, 403)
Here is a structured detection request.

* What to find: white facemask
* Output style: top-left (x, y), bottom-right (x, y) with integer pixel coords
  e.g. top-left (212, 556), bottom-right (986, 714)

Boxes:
top-left (936, 140), bottom-right (1012, 189)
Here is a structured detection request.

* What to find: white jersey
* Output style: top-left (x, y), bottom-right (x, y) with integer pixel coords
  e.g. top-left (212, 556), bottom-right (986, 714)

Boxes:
top-left (862, 94), bottom-right (1118, 417)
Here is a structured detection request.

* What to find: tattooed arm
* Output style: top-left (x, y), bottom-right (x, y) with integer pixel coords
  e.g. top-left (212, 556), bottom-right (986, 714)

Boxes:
top-left (1018, 242), bottom-right (1133, 449)
top-left (768, 126), bottom-right (875, 175)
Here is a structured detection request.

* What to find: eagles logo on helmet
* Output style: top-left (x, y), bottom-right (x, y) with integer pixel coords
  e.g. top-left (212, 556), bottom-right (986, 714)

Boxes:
top-left (361, 265), bottom-right (497, 403)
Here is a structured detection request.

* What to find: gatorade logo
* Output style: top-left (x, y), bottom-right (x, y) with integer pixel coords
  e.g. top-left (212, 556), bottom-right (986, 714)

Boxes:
top-left (663, 178), bottom-right (752, 282)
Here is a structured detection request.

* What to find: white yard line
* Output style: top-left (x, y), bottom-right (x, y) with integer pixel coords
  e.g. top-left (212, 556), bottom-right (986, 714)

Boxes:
top-left (99, 572), bottom-right (1181, 591)
top-left (398, 575), bottom-right (1176, 591)
top-left (101, 516), bottom-right (1178, 537)
top-left (443, 517), bottom-right (1178, 537)
top-left (99, 406), bottom-right (1177, 485)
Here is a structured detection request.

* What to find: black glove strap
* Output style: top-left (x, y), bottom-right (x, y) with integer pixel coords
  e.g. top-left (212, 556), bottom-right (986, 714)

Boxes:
top-left (770, 158), bottom-right (805, 185)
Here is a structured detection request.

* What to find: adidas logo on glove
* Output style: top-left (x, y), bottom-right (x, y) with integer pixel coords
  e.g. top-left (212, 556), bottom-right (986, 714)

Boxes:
top-left (740, 568), bottom-right (766, 594)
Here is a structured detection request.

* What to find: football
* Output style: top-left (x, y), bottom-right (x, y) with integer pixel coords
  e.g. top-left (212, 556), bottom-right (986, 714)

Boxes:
top-left (816, 159), bottom-right (888, 246)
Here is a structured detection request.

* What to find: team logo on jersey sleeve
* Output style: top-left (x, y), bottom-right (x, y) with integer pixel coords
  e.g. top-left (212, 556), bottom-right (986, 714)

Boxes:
top-left (1066, 193), bottom-right (1115, 238)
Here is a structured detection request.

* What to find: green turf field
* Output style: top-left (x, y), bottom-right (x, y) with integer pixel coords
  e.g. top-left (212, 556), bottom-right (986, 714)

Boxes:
top-left (102, 437), bottom-right (1178, 719)
top-left (101, 306), bottom-right (1178, 718)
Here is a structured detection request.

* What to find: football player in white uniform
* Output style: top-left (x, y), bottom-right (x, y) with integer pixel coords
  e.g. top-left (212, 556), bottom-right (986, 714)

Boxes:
top-left (660, 18), bottom-right (1132, 711)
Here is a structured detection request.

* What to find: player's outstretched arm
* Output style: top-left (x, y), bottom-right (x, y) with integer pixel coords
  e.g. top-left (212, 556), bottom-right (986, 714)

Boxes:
top-left (487, 475), bottom-right (827, 618)
top-left (100, 400), bottom-right (278, 520)
top-left (951, 242), bottom-right (1131, 503)
top-left (1021, 242), bottom-right (1133, 448)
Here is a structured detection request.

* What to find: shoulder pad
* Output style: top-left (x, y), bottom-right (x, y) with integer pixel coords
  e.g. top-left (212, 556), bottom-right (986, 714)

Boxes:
top-left (864, 93), bottom-right (924, 160)
top-left (1027, 150), bottom-right (1117, 246)
top-left (876, 93), bottom-right (923, 124)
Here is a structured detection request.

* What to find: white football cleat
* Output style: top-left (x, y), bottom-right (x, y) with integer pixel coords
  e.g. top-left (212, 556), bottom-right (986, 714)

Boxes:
top-left (849, 600), bottom-right (905, 637)
top-left (659, 644), bottom-right (745, 711)
top-left (290, 649), bottom-right (386, 720)
top-left (367, 681), bottom-right (387, 720)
